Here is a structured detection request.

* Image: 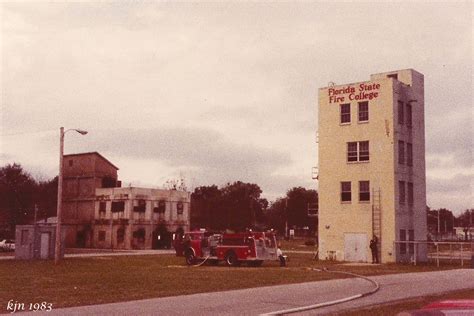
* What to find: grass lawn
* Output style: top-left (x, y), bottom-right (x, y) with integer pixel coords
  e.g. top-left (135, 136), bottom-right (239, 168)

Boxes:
top-left (0, 253), bottom-right (465, 312)
top-left (340, 288), bottom-right (474, 316)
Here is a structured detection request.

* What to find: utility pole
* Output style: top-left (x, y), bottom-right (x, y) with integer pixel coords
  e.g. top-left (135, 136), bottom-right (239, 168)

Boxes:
top-left (55, 127), bottom-right (64, 265)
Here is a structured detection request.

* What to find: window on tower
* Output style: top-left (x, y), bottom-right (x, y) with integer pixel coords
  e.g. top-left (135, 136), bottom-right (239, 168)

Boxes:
top-left (399, 181), bottom-right (406, 205)
top-left (340, 103), bottom-right (351, 124)
top-left (347, 141), bottom-right (370, 162)
top-left (359, 181), bottom-right (370, 202)
top-left (341, 182), bottom-right (351, 202)
top-left (347, 142), bottom-right (358, 162)
top-left (407, 143), bottom-right (413, 166)
top-left (358, 101), bottom-right (369, 122)
top-left (406, 103), bottom-right (412, 128)
top-left (399, 141), bottom-right (405, 164)
top-left (398, 101), bottom-right (404, 125)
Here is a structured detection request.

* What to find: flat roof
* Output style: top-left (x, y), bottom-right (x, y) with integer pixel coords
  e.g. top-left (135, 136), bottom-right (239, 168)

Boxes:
top-left (63, 152), bottom-right (119, 170)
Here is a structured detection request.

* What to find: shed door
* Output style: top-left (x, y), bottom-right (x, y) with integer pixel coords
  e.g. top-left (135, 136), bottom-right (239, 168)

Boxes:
top-left (40, 233), bottom-right (50, 259)
top-left (344, 233), bottom-right (367, 262)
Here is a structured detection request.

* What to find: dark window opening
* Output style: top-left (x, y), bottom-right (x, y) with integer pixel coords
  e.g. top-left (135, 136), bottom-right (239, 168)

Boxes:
top-left (359, 141), bottom-right (369, 161)
top-left (340, 103), bottom-right (351, 123)
top-left (98, 231), bottom-right (106, 242)
top-left (398, 101), bottom-right (404, 125)
top-left (154, 200), bottom-right (166, 213)
top-left (408, 182), bottom-right (414, 206)
top-left (102, 177), bottom-right (117, 188)
top-left (388, 74), bottom-right (398, 80)
top-left (341, 182), bottom-right (351, 202)
top-left (399, 141), bottom-right (405, 164)
top-left (68, 160), bottom-right (73, 167)
top-left (407, 143), bottom-right (413, 166)
top-left (347, 142), bottom-right (358, 162)
top-left (400, 229), bottom-right (406, 254)
top-left (177, 202), bottom-right (184, 215)
top-left (358, 101), bottom-right (369, 122)
top-left (406, 103), bottom-right (412, 127)
top-left (408, 229), bottom-right (414, 254)
top-left (117, 228), bottom-right (125, 243)
top-left (133, 228), bottom-right (146, 242)
top-left (359, 181), bottom-right (370, 202)
top-left (134, 199), bottom-right (146, 213)
top-left (111, 201), bottom-right (125, 213)
top-left (399, 181), bottom-right (406, 205)
top-left (99, 202), bottom-right (107, 213)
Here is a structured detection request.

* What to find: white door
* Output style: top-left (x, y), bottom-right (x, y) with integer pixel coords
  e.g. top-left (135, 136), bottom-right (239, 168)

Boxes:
top-left (40, 233), bottom-right (50, 259)
top-left (344, 233), bottom-right (367, 262)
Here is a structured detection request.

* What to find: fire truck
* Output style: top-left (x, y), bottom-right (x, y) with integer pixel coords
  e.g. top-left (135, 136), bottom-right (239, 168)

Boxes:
top-left (174, 230), bottom-right (280, 266)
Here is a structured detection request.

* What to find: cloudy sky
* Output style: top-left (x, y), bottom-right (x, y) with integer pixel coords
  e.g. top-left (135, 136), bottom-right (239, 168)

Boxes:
top-left (0, 1), bottom-right (472, 214)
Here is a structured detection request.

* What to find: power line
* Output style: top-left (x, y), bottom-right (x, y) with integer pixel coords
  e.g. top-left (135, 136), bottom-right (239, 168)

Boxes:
top-left (0, 129), bottom-right (56, 137)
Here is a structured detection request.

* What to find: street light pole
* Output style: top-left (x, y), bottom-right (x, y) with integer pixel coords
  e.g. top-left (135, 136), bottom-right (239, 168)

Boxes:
top-left (55, 127), bottom-right (64, 264)
top-left (55, 127), bottom-right (87, 264)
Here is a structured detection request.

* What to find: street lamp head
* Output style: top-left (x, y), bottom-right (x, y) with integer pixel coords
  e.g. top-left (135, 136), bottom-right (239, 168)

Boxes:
top-left (75, 129), bottom-right (88, 135)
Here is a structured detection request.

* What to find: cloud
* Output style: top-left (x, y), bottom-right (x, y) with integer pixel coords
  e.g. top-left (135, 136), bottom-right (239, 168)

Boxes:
top-left (427, 173), bottom-right (473, 214)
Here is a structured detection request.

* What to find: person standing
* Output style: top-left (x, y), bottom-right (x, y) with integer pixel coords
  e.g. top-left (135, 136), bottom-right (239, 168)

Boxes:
top-left (370, 236), bottom-right (379, 264)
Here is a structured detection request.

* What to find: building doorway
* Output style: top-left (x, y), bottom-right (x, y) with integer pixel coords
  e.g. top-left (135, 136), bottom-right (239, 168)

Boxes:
top-left (40, 232), bottom-right (50, 259)
top-left (344, 233), bottom-right (367, 262)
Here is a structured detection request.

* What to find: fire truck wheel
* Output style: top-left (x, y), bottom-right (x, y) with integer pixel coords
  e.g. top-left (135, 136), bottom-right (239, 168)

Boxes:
top-left (225, 251), bottom-right (239, 267)
top-left (185, 250), bottom-right (196, 265)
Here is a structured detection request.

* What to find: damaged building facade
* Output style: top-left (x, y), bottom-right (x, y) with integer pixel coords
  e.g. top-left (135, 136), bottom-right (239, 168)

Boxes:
top-left (318, 69), bottom-right (427, 263)
top-left (62, 152), bottom-right (190, 249)
top-left (94, 187), bottom-right (189, 249)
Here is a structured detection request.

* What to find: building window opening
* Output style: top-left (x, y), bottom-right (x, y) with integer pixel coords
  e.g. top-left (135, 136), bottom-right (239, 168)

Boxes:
top-left (99, 202), bottom-right (107, 217)
top-left (177, 201), bottom-right (184, 215)
top-left (111, 201), bottom-right (125, 218)
top-left (341, 182), bottom-right (351, 202)
top-left (98, 231), bottom-right (106, 242)
top-left (154, 200), bottom-right (166, 214)
top-left (408, 182), bottom-right (414, 206)
top-left (388, 73), bottom-right (398, 80)
top-left (68, 159), bottom-right (73, 167)
top-left (133, 228), bottom-right (146, 243)
top-left (359, 181), bottom-right (370, 202)
top-left (400, 229), bottom-right (407, 255)
top-left (134, 199), bottom-right (146, 213)
top-left (359, 141), bottom-right (369, 161)
top-left (406, 103), bottom-right (412, 128)
top-left (340, 103), bottom-right (351, 124)
top-left (398, 101), bottom-right (404, 125)
top-left (408, 229), bottom-right (414, 254)
top-left (399, 181), bottom-right (406, 205)
top-left (398, 141), bottom-right (405, 164)
top-left (358, 101), bottom-right (369, 122)
top-left (117, 228), bottom-right (125, 243)
top-left (347, 142), bottom-right (358, 162)
top-left (407, 143), bottom-right (413, 166)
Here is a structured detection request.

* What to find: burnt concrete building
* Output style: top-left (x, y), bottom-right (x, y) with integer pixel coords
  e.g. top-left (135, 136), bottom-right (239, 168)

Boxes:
top-left (62, 152), bottom-right (120, 247)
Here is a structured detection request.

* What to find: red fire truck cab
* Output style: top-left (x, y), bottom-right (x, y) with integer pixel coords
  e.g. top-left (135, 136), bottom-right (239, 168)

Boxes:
top-left (174, 230), bottom-right (280, 266)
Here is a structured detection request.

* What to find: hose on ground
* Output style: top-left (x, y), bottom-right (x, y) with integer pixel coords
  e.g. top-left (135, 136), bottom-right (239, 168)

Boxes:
top-left (260, 267), bottom-right (380, 315)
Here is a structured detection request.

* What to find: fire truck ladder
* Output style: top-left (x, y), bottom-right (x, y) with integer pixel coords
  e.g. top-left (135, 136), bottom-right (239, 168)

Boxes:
top-left (372, 188), bottom-right (382, 259)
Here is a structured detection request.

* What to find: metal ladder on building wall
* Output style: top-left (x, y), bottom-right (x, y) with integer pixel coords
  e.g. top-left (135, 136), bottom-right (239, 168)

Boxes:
top-left (372, 189), bottom-right (382, 260)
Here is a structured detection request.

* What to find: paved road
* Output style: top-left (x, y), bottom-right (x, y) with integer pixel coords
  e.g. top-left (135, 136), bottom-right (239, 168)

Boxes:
top-left (44, 269), bottom-right (473, 315)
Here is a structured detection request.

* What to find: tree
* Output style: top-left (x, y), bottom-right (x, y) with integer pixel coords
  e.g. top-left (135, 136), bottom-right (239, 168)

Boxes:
top-left (265, 187), bottom-right (318, 236)
top-left (190, 181), bottom-right (267, 231)
top-left (455, 209), bottom-right (473, 240)
top-left (0, 164), bottom-right (37, 231)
